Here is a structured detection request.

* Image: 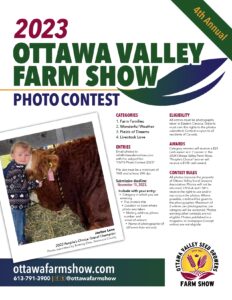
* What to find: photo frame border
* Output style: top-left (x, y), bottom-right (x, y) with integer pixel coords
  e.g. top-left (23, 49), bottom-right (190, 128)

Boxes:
top-left (0, 112), bottom-right (124, 262)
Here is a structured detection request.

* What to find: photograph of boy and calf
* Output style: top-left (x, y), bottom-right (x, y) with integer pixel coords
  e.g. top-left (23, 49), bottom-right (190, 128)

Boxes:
top-left (0, 122), bottom-right (113, 246)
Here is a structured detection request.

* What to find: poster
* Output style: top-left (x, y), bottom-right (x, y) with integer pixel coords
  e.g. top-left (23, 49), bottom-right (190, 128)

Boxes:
top-left (0, 0), bottom-right (231, 297)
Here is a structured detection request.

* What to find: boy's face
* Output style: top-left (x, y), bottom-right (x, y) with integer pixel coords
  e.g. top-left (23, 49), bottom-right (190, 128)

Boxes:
top-left (11, 147), bottom-right (31, 165)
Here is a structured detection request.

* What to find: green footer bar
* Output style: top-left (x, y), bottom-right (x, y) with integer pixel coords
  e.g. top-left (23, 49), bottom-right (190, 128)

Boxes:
top-left (171, 0), bottom-right (232, 60)
top-left (0, 258), bottom-right (165, 286)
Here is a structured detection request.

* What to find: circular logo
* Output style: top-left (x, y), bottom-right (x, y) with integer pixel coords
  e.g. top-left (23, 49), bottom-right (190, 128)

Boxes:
top-left (176, 242), bottom-right (219, 283)
top-left (182, 247), bottom-right (213, 279)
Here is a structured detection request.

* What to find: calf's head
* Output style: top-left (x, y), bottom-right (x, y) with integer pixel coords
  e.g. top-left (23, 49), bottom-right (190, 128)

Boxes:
top-left (26, 149), bottom-right (64, 211)
top-left (26, 149), bottom-right (59, 181)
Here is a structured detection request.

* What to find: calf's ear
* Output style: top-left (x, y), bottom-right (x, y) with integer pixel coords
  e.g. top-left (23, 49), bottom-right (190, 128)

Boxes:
top-left (47, 154), bottom-right (59, 169)
top-left (37, 154), bottom-right (59, 178)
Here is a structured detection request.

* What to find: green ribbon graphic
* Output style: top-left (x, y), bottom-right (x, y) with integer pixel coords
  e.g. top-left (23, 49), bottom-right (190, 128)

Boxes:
top-left (171, 0), bottom-right (232, 60)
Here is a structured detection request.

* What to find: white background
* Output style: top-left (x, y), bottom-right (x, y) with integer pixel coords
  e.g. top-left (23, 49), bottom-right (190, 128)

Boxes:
top-left (0, 0), bottom-right (231, 298)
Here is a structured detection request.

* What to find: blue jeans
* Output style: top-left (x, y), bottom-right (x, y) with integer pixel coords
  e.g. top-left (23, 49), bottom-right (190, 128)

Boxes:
top-left (11, 208), bottom-right (26, 245)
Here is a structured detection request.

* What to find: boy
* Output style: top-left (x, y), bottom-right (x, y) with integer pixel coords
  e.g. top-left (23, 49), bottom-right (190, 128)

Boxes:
top-left (3, 141), bottom-right (42, 245)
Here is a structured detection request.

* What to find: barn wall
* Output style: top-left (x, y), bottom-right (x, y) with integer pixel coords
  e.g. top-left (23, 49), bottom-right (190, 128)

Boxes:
top-left (0, 122), bottom-right (94, 155)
